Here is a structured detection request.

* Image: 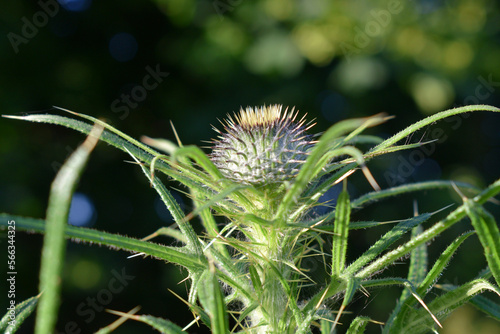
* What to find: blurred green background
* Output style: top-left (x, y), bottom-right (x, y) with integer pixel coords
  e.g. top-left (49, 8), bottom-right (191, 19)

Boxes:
top-left (1, 0), bottom-right (500, 333)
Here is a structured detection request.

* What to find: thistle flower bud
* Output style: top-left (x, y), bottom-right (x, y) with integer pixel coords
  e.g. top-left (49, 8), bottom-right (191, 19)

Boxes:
top-left (210, 105), bottom-right (315, 185)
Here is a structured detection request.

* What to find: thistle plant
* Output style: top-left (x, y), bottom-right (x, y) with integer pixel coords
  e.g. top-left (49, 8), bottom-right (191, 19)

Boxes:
top-left (210, 105), bottom-right (320, 330)
top-left (2, 104), bottom-right (500, 334)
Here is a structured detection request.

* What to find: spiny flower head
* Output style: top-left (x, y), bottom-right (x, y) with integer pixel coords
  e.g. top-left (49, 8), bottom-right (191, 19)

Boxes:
top-left (210, 105), bottom-right (316, 185)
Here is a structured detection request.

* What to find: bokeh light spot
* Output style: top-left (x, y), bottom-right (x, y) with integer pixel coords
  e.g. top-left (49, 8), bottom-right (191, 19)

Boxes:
top-left (70, 259), bottom-right (102, 289)
top-left (332, 57), bottom-right (388, 94)
top-left (410, 73), bottom-right (454, 114)
top-left (68, 192), bottom-right (96, 227)
top-left (415, 39), bottom-right (442, 70)
top-left (396, 27), bottom-right (426, 56)
top-left (262, 0), bottom-right (294, 20)
top-left (244, 32), bottom-right (304, 77)
top-left (293, 24), bottom-right (335, 65)
top-left (449, 166), bottom-right (483, 188)
top-left (157, 0), bottom-right (195, 26)
top-left (206, 19), bottom-right (247, 56)
top-left (458, 2), bottom-right (486, 33)
top-left (109, 32), bottom-right (138, 62)
top-left (443, 41), bottom-right (473, 71)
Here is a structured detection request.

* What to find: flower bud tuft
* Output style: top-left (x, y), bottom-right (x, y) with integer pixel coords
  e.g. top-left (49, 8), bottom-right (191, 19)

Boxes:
top-left (210, 105), bottom-right (315, 185)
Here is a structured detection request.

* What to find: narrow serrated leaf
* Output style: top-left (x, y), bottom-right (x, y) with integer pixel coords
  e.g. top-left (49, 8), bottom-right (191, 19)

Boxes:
top-left (401, 279), bottom-right (500, 334)
top-left (332, 187), bottom-right (350, 276)
top-left (351, 180), bottom-right (479, 209)
top-left (331, 277), bottom-right (360, 333)
top-left (385, 225), bottom-right (429, 332)
top-left (417, 231), bottom-right (474, 297)
top-left (345, 213), bottom-right (431, 276)
top-left (3, 113), bottom-right (166, 169)
top-left (275, 113), bottom-right (387, 221)
top-left (469, 294), bottom-right (500, 320)
top-left (0, 214), bottom-right (205, 271)
top-left (400, 225), bottom-right (427, 303)
top-left (130, 154), bottom-right (203, 256)
top-left (346, 316), bottom-right (371, 334)
top-left (320, 318), bottom-right (333, 334)
top-left (0, 295), bottom-right (39, 334)
top-left (386, 232), bottom-right (473, 333)
top-left (36, 125), bottom-right (102, 334)
top-left (464, 200), bottom-right (500, 286)
top-left (343, 277), bottom-right (360, 307)
top-left (197, 267), bottom-right (229, 334)
top-left (249, 265), bottom-right (263, 296)
top-left (355, 179), bottom-right (500, 281)
top-left (134, 315), bottom-right (185, 334)
top-left (103, 311), bottom-right (185, 334)
top-left (368, 105), bottom-right (500, 155)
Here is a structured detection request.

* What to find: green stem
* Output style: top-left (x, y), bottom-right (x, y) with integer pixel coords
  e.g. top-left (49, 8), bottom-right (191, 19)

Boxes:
top-left (248, 221), bottom-right (292, 332)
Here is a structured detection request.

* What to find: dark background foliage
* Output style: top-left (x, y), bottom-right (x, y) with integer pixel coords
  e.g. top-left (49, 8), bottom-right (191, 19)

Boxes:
top-left (1, 0), bottom-right (500, 333)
